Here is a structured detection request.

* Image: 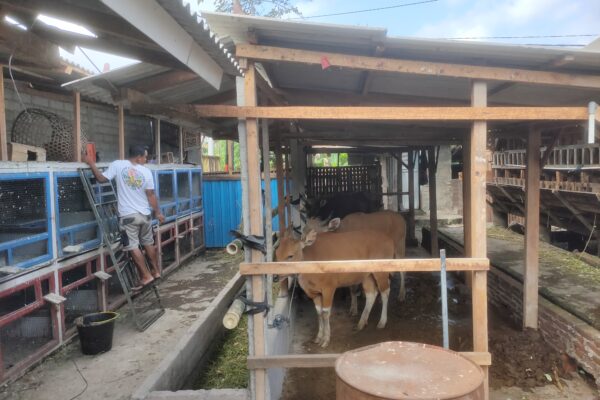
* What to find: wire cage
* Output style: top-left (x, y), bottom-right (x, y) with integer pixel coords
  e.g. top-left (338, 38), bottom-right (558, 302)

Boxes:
top-left (191, 212), bottom-right (205, 252)
top-left (191, 168), bottom-right (202, 210)
top-left (59, 257), bottom-right (102, 334)
top-left (0, 173), bottom-right (52, 269)
top-left (158, 224), bottom-right (177, 274)
top-left (155, 170), bottom-right (177, 222)
top-left (55, 173), bottom-right (101, 258)
top-left (176, 170), bottom-right (191, 214)
top-left (177, 220), bottom-right (193, 263)
top-left (0, 276), bottom-right (57, 380)
top-left (11, 108), bottom-right (89, 162)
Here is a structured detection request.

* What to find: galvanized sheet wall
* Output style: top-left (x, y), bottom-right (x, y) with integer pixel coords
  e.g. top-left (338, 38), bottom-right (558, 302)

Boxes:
top-left (203, 179), bottom-right (282, 248)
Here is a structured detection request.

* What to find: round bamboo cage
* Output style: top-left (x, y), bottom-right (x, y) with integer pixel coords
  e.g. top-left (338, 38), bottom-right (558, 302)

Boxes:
top-left (335, 341), bottom-right (484, 400)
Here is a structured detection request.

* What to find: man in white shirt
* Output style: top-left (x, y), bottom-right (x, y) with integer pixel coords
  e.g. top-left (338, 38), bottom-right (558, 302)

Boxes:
top-left (85, 145), bottom-right (165, 288)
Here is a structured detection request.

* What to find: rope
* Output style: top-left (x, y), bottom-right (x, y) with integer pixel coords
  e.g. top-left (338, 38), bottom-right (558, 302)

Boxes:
top-left (579, 214), bottom-right (597, 259)
top-left (67, 359), bottom-right (88, 400)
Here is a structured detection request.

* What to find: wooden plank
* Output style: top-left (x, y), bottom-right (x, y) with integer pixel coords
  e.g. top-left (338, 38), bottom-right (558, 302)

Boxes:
top-left (130, 70), bottom-right (198, 93)
top-left (154, 118), bottom-right (161, 164)
top-left (236, 44), bottom-right (600, 89)
top-left (275, 142), bottom-right (286, 234)
top-left (178, 125), bottom-right (184, 163)
top-left (428, 147), bottom-right (439, 255)
top-left (240, 258), bottom-right (489, 275)
top-left (524, 127), bottom-right (541, 329)
top-left (192, 105), bottom-right (591, 121)
top-left (245, 63), bottom-right (266, 400)
top-left (247, 351), bottom-right (492, 369)
top-left (408, 149), bottom-right (416, 242)
top-left (0, 66), bottom-right (6, 161)
top-left (227, 140), bottom-right (234, 174)
top-left (118, 104), bottom-right (125, 159)
top-left (469, 81), bottom-right (489, 400)
top-left (73, 91), bottom-right (81, 162)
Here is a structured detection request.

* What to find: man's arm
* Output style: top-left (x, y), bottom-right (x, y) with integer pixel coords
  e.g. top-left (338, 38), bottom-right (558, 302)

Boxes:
top-left (146, 189), bottom-right (165, 224)
top-left (83, 151), bottom-right (108, 183)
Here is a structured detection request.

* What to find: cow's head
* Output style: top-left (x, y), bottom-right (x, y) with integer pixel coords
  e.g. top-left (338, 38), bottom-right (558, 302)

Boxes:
top-left (275, 229), bottom-right (317, 262)
top-left (301, 216), bottom-right (341, 239)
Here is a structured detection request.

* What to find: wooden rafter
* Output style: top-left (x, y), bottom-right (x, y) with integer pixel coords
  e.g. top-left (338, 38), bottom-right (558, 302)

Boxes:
top-left (236, 44), bottom-right (600, 89)
top-left (192, 105), bottom-right (594, 121)
top-left (129, 70), bottom-right (198, 93)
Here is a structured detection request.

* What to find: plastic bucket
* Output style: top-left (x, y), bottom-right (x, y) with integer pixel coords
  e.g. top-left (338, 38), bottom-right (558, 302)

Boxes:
top-left (76, 312), bottom-right (119, 355)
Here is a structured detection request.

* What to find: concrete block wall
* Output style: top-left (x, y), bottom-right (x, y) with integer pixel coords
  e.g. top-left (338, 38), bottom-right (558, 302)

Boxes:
top-left (488, 265), bottom-right (600, 387)
top-left (5, 80), bottom-right (153, 162)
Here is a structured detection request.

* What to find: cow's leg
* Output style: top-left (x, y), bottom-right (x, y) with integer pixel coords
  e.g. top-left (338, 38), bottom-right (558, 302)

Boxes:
top-left (398, 272), bottom-right (406, 302)
top-left (320, 287), bottom-right (335, 348)
top-left (357, 276), bottom-right (377, 331)
top-left (312, 296), bottom-right (324, 345)
top-left (349, 285), bottom-right (359, 317)
top-left (372, 273), bottom-right (391, 329)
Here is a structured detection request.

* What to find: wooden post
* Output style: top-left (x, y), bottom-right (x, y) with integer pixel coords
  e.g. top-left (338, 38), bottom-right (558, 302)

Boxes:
top-left (397, 152), bottom-right (403, 212)
top-left (407, 148), bottom-right (416, 243)
top-left (0, 66), bottom-right (7, 161)
top-left (73, 92), bottom-right (81, 162)
top-left (468, 81), bottom-right (489, 399)
top-left (284, 148), bottom-right (292, 227)
top-left (262, 119), bottom-right (273, 262)
top-left (245, 62), bottom-right (266, 400)
top-left (227, 140), bottom-right (234, 174)
top-left (154, 118), bottom-right (161, 164)
top-left (524, 127), bottom-right (541, 329)
top-left (428, 147), bottom-right (438, 255)
top-left (178, 125), bottom-right (184, 163)
top-left (275, 142), bottom-right (286, 234)
top-left (118, 104), bottom-right (125, 159)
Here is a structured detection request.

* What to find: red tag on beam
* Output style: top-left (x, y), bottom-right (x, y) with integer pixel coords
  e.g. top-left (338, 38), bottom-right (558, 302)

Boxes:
top-left (321, 56), bottom-right (331, 70)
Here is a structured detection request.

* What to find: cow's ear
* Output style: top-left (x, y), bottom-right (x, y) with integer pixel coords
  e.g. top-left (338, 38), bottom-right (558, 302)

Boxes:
top-left (302, 230), bottom-right (317, 248)
top-left (327, 218), bottom-right (341, 231)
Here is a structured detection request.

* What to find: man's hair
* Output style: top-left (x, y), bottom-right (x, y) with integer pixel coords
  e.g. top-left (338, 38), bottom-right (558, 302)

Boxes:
top-left (129, 144), bottom-right (148, 158)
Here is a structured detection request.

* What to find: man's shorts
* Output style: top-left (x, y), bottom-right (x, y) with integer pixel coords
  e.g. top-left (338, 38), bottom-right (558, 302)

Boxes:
top-left (119, 213), bottom-right (154, 251)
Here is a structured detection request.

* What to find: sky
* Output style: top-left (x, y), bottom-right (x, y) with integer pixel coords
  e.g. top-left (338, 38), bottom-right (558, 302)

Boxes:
top-left (49, 0), bottom-right (600, 73)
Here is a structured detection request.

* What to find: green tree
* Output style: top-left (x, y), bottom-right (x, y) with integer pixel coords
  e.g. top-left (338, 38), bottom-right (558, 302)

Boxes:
top-left (198, 0), bottom-right (302, 17)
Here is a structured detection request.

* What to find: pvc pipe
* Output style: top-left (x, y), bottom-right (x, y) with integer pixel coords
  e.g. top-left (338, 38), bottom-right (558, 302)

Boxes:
top-left (223, 298), bottom-right (246, 330)
top-left (226, 239), bottom-right (243, 255)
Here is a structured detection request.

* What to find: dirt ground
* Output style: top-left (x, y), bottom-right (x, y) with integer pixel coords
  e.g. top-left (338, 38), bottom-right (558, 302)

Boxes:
top-left (280, 260), bottom-right (598, 399)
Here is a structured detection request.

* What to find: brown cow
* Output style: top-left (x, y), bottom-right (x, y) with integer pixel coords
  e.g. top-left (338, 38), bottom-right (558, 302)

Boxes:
top-left (275, 229), bottom-right (392, 348)
top-left (303, 210), bottom-right (407, 308)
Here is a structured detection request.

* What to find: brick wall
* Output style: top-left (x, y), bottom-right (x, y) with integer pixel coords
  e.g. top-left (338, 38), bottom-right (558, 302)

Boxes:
top-left (489, 265), bottom-right (600, 387)
top-left (5, 80), bottom-right (153, 162)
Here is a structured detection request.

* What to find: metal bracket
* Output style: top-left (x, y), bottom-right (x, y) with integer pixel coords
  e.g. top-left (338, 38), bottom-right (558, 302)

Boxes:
top-left (238, 295), bottom-right (270, 316)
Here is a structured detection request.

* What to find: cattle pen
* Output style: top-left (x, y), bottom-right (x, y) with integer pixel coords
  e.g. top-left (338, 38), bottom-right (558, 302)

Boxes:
top-left (192, 11), bottom-right (600, 400)
top-left (0, 3), bottom-right (599, 400)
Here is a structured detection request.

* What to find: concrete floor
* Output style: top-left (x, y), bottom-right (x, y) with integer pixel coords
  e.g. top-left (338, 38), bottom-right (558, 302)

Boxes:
top-left (0, 250), bottom-right (239, 400)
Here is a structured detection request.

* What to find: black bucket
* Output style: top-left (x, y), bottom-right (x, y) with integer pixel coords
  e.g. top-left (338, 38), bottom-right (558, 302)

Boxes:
top-left (76, 312), bottom-right (119, 355)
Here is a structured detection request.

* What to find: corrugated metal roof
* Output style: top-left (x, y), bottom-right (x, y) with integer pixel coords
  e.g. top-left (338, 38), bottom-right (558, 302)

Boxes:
top-left (157, 0), bottom-right (242, 76)
top-left (201, 12), bottom-right (600, 107)
top-left (63, 62), bottom-right (235, 106)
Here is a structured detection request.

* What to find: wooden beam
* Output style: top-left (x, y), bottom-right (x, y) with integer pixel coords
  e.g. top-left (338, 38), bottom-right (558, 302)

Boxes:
top-left (247, 351), bottom-right (492, 369)
top-left (407, 149), bottom-right (416, 242)
top-left (275, 142), bottom-right (286, 234)
top-left (240, 258), bottom-right (489, 275)
top-left (244, 62), bottom-right (266, 400)
top-left (468, 81), bottom-right (489, 399)
top-left (129, 70), bottom-right (198, 93)
top-left (524, 127), bottom-right (541, 329)
top-left (118, 104), bottom-right (125, 159)
top-left (154, 118), bottom-right (161, 164)
top-left (227, 140), bottom-right (234, 174)
top-left (236, 44), bottom-right (600, 89)
top-left (428, 147), bottom-right (438, 255)
top-left (178, 125), bottom-right (184, 163)
top-left (359, 44), bottom-right (385, 95)
top-left (73, 91), bottom-right (81, 162)
top-left (192, 105), bottom-right (592, 121)
top-left (0, 66), bottom-right (6, 161)
top-left (130, 103), bottom-right (216, 129)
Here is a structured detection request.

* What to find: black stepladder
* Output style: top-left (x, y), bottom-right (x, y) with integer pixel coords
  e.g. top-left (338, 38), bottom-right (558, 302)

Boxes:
top-left (79, 168), bottom-right (165, 331)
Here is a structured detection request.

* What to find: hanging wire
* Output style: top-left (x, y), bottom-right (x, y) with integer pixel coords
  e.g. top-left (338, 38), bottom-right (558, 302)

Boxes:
top-left (8, 54), bottom-right (32, 121)
top-left (579, 214), bottom-right (597, 258)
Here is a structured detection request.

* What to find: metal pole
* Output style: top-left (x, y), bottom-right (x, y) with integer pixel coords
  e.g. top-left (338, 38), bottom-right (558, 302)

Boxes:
top-left (440, 249), bottom-right (449, 349)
